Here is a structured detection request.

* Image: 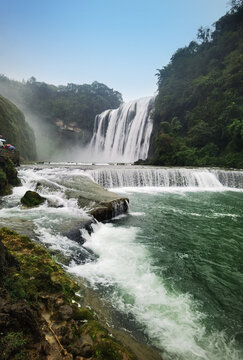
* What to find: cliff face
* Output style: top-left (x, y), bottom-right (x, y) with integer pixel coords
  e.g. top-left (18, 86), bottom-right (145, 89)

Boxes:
top-left (0, 95), bottom-right (37, 161)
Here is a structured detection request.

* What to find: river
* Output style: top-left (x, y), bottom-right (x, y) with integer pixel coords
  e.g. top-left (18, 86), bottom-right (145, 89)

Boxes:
top-left (0, 164), bottom-right (242, 360)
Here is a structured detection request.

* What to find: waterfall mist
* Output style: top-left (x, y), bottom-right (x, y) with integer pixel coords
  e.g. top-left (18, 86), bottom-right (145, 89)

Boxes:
top-left (0, 82), bottom-right (60, 160)
top-left (0, 79), bottom-right (154, 163)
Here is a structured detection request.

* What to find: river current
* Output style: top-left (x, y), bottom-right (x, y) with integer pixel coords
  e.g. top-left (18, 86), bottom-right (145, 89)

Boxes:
top-left (0, 164), bottom-right (242, 360)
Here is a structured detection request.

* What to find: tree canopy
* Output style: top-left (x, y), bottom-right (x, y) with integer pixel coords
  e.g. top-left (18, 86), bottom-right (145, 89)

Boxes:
top-left (0, 76), bottom-right (122, 141)
top-left (148, 1), bottom-right (243, 168)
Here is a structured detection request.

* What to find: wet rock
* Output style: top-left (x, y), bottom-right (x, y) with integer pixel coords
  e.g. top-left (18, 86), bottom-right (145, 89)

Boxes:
top-left (90, 198), bottom-right (129, 222)
top-left (0, 239), bottom-right (20, 275)
top-left (74, 334), bottom-right (94, 357)
top-left (21, 190), bottom-right (46, 207)
top-left (57, 174), bottom-right (129, 221)
top-left (58, 304), bottom-right (74, 320)
top-left (63, 227), bottom-right (85, 245)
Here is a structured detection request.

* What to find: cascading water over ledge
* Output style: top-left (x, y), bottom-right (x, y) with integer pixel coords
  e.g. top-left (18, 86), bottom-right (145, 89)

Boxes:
top-left (89, 97), bottom-right (154, 163)
top-left (87, 167), bottom-right (243, 189)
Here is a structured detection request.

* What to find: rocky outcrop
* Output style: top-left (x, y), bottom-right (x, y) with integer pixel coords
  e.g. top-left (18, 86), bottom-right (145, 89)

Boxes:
top-left (56, 174), bottom-right (129, 221)
top-left (21, 190), bottom-right (46, 207)
top-left (89, 198), bottom-right (129, 221)
top-left (0, 228), bottom-right (136, 360)
top-left (0, 158), bottom-right (21, 196)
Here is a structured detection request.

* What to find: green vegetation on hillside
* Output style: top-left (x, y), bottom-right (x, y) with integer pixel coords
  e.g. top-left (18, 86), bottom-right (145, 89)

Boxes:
top-left (0, 76), bottom-right (122, 145)
top-left (0, 95), bottom-right (36, 160)
top-left (149, 0), bottom-right (243, 168)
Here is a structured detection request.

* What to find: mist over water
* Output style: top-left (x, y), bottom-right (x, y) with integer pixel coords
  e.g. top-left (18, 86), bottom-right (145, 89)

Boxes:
top-left (0, 82), bottom-right (60, 160)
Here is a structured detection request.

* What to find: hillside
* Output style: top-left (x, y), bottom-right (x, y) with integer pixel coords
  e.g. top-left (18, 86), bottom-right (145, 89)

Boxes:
top-left (0, 95), bottom-right (36, 161)
top-left (148, 1), bottom-right (243, 168)
top-left (0, 77), bottom-right (122, 159)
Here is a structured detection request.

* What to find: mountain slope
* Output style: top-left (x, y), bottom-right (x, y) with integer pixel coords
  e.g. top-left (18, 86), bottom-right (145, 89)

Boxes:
top-left (149, 1), bottom-right (243, 168)
top-left (0, 95), bottom-right (36, 160)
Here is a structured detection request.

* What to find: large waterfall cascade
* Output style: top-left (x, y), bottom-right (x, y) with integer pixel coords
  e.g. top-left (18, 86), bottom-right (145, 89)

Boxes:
top-left (87, 167), bottom-right (243, 189)
top-left (89, 97), bottom-right (154, 163)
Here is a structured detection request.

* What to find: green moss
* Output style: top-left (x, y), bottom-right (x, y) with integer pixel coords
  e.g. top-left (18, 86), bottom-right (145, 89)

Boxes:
top-left (72, 306), bottom-right (95, 321)
top-left (20, 190), bottom-right (46, 207)
top-left (0, 168), bottom-right (8, 196)
top-left (0, 159), bottom-right (20, 196)
top-left (0, 227), bottom-right (136, 360)
top-left (0, 331), bottom-right (26, 360)
top-left (82, 320), bottom-right (136, 360)
top-left (0, 227), bottom-right (78, 304)
top-left (5, 158), bottom-right (21, 186)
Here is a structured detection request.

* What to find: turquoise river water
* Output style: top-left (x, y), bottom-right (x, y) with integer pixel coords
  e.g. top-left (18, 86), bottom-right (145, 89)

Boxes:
top-left (0, 165), bottom-right (242, 360)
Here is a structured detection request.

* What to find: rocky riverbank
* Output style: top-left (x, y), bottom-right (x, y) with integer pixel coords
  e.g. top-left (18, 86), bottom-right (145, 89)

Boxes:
top-left (0, 227), bottom-right (137, 360)
top-left (0, 165), bottom-right (148, 360)
top-left (0, 157), bottom-right (20, 196)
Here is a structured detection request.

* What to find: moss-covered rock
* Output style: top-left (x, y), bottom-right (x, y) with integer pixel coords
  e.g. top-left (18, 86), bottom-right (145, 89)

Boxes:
top-left (0, 167), bottom-right (11, 195)
top-left (0, 158), bottom-right (21, 196)
top-left (21, 190), bottom-right (46, 207)
top-left (4, 158), bottom-right (21, 186)
top-left (0, 228), bottom-right (136, 360)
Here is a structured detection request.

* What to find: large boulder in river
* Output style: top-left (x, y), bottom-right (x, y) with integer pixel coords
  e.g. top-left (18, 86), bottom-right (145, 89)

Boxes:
top-left (59, 174), bottom-right (129, 221)
top-left (21, 190), bottom-right (46, 207)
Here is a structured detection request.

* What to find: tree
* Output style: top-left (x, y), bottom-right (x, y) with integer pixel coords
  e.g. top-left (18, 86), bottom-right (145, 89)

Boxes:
top-left (197, 26), bottom-right (212, 43)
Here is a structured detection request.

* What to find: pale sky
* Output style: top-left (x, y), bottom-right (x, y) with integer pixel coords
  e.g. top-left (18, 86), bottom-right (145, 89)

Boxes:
top-left (1, 0), bottom-right (229, 101)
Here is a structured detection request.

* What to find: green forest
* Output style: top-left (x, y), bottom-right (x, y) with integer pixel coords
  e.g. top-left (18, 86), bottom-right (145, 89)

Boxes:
top-left (148, 0), bottom-right (243, 168)
top-left (0, 95), bottom-right (36, 160)
top-left (0, 76), bottom-right (122, 145)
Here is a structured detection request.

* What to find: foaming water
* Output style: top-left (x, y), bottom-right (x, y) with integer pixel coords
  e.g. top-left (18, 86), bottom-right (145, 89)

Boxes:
top-left (69, 219), bottom-right (242, 360)
top-left (87, 167), bottom-right (243, 189)
top-left (1, 164), bottom-right (242, 360)
top-left (0, 166), bottom-right (91, 254)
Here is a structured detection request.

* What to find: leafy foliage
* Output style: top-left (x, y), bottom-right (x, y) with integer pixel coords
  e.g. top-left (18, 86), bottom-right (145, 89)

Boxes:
top-left (150, 1), bottom-right (243, 168)
top-left (0, 96), bottom-right (36, 160)
top-left (0, 76), bottom-right (123, 146)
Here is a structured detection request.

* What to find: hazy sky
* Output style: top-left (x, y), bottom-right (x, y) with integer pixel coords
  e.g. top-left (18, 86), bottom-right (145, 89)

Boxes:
top-left (1, 0), bottom-right (229, 101)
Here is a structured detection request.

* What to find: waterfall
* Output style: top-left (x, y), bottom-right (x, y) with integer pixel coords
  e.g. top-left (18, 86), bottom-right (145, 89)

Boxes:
top-left (87, 167), bottom-right (243, 189)
top-left (89, 97), bottom-right (154, 162)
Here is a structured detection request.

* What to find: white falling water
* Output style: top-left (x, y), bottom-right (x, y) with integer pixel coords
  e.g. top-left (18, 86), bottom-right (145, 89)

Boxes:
top-left (89, 97), bottom-right (154, 162)
top-left (87, 167), bottom-right (243, 189)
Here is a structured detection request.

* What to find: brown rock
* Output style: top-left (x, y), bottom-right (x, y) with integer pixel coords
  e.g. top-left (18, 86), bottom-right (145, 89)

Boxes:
top-left (58, 304), bottom-right (73, 320)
